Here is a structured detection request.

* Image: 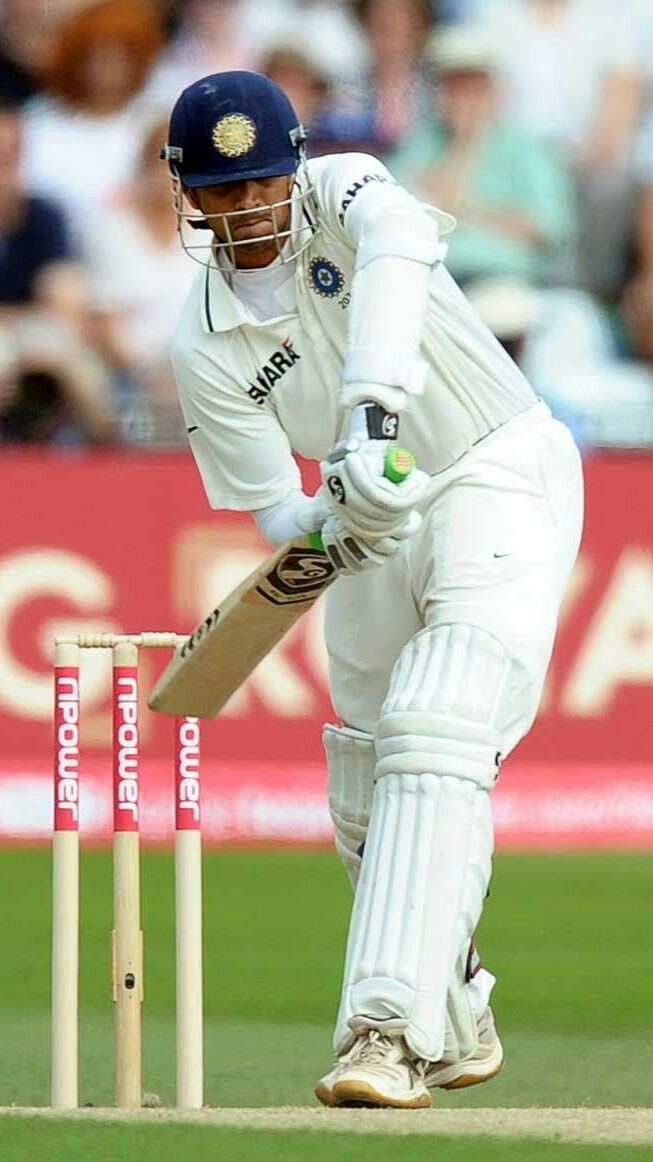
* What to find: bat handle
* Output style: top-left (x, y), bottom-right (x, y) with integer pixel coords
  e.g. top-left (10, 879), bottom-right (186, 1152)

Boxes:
top-left (308, 446), bottom-right (417, 552)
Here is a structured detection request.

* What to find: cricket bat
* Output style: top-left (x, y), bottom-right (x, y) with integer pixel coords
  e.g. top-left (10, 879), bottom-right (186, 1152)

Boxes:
top-left (148, 448), bottom-right (415, 719)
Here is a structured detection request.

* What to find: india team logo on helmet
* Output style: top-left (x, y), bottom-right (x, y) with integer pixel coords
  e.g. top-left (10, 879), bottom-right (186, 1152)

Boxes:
top-left (308, 257), bottom-right (344, 298)
top-left (212, 113), bottom-right (257, 158)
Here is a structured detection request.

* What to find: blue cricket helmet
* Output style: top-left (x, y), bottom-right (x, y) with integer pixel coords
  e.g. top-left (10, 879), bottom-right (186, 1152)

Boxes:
top-left (164, 70), bottom-right (307, 188)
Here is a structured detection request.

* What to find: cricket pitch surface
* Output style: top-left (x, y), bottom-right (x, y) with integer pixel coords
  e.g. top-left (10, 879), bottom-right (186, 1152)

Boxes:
top-left (1, 1106), bottom-right (652, 1147)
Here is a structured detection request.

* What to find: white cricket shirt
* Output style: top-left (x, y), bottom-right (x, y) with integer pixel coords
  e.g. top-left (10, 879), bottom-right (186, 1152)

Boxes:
top-left (172, 152), bottom-right (536, 511)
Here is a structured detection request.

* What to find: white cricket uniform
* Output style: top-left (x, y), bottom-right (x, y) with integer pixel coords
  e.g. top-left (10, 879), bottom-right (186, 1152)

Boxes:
top-left (173, 150), bottom-right (581, 731)
top-left (172, 151), bottom-right (584, 1063)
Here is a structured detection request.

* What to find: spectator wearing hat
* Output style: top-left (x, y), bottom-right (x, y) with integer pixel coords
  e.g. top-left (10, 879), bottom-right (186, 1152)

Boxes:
top-left (261, 45), bottom-right (330, 136)
top-left (281, 1), bottom-right (367, 86)
top-left (390, 24), bottom-right (577, 288)
top-left (21, 0), bottom-right (164, 233)
top-left (315, 0), bottom-right (434, 156)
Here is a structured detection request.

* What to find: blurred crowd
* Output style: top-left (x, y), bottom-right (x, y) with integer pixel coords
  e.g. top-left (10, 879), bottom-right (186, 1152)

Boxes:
top-left (2, 0), bottom-right (653, 450)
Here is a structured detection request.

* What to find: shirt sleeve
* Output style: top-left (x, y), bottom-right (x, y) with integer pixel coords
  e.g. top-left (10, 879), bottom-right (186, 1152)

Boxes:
top-left (172, 337), bottom-right (302, 511)
top-left (312, 151), bottom-right (456, 250)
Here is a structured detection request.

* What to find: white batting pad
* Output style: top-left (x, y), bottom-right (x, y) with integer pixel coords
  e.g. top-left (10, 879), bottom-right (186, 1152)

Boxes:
top-left (442, 939), bottom-right (496, 1063)
top-left (325, 726), bottom-right (495, 1061)
top-left (375, 623), bottom-right (511, 787)
top-left (336, 772), bottom-right (489, 1059)
top-left (335, 624), bottom-right (509, 1061)
top-left (324, 724), bottom-right (375, 889)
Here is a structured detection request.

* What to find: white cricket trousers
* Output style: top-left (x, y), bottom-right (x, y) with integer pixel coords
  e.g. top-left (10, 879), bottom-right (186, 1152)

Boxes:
top-left (325, 401), bottom-right (584, 748)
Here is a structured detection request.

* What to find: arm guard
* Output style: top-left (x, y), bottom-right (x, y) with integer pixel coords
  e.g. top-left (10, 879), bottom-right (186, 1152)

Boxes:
top-left (342, 204), bottom-right (446, 414)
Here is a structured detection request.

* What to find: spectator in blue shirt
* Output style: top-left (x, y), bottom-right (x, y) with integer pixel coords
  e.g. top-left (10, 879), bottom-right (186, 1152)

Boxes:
top-left (0, 99), bottom-right (116, 444)
top-left (0, 98), bottom-right (85, 323)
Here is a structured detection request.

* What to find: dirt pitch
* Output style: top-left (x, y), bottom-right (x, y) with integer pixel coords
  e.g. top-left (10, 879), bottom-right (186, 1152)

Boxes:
top-left (1, 1106), bottom-right (652, 1146)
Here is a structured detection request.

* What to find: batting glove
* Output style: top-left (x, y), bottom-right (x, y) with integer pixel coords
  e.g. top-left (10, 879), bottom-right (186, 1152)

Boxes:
top-left (319, 510), bottom-right (422, 576)
top-left (321, 439), bottom-right (430, 538)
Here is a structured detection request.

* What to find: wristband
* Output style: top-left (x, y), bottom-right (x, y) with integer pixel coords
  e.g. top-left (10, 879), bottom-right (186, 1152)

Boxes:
top-left (349, 401), bottom-right (399, 441)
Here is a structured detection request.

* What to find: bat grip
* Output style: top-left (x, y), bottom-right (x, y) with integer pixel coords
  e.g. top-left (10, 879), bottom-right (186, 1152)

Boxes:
top-left (308, 446), bottom-right (416, 552)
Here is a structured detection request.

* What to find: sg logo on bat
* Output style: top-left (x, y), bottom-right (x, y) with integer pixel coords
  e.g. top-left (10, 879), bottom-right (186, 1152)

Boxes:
top-left (257, 547), bottom-right (336, 606)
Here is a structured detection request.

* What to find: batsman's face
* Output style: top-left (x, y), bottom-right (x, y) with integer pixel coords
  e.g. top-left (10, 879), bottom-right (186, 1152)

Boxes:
top-left (187, 175), bottom-right (294, 268)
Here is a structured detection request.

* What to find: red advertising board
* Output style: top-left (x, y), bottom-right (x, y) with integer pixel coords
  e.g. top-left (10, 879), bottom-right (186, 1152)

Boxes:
top-left (0, 449), bottom-right (652, 848)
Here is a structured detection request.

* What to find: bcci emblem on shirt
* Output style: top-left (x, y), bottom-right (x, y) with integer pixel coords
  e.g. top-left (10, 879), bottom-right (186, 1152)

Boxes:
top-left (308, 257), bottom-right (344, 298)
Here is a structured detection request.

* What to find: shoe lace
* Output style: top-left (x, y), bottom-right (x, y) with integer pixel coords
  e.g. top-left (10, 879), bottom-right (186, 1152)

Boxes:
top-left (351, 1030), bottom-right (427, 1081)
top-left (351, 1030), bottom-right (394, 1066)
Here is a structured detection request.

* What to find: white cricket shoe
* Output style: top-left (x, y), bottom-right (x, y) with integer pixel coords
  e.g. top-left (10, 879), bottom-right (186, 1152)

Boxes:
top-left (424, 1007), bottom-right (504, 1090)
top-left (315, 1030), bottom-right (431, 1109)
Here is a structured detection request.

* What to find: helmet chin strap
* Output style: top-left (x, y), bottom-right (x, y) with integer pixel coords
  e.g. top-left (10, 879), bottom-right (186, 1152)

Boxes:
top-left (170, 159), bottom-right (320, 270)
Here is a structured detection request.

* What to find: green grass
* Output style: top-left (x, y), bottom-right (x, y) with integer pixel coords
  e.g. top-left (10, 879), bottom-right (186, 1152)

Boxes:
top-left (1, 1121), bottom-right (653, 1162)
top-left (0, 848), bottom-right (652, 1155)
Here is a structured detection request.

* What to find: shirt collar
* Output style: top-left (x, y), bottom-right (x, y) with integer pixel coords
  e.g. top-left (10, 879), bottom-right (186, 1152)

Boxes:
top-left (202, 261), bottom-right (301, 333)
top-left (202, 262), bottom-right (247, 334)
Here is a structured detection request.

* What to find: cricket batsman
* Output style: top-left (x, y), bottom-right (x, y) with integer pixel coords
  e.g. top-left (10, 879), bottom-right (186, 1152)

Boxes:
top-left (162, 70), bottom-right (584, 1108)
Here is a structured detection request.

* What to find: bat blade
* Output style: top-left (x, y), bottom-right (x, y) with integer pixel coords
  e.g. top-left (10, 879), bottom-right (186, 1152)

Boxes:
top-left (148, 538), bottom-right (335, 718)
